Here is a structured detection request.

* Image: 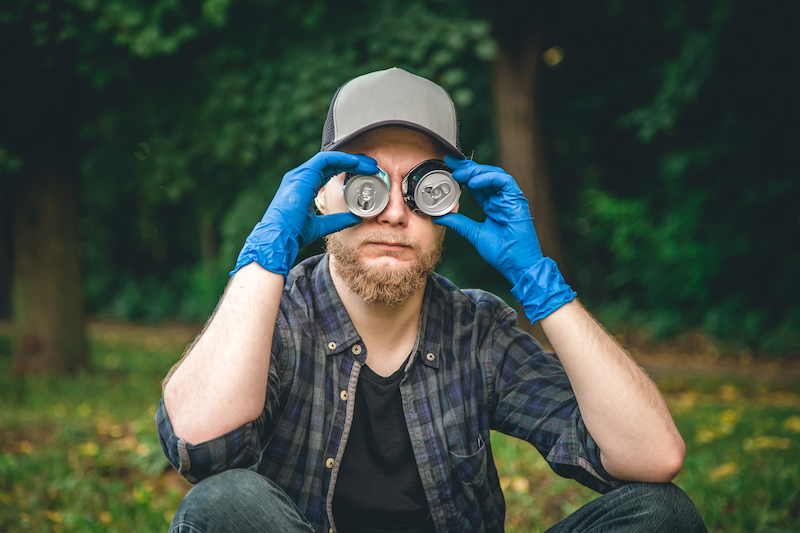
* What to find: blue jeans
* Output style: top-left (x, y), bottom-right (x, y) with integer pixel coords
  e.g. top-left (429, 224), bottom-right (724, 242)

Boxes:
top-left (169, 469), bottom-right (707, 532)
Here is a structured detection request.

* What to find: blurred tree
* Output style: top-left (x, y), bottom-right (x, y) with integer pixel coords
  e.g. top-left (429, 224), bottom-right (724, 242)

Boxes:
top-left (485, 2), bottom-right (571, 282)
top-left (0, 0), bottom-right (232, 373)
top-left (457, 0), bottom-right (573, 334)
top-left (492, 32), bottom-right (570, 276)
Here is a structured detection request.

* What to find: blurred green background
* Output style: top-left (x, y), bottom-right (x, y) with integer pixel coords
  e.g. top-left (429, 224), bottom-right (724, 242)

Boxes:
top-left (1, 0), bottom-right (799, 531)
top-left (2, 0), bottom-right (799, 354)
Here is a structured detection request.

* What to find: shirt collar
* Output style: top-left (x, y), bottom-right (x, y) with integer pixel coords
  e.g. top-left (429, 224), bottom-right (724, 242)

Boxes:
top-left (306, 255), bottom-right (363, 358)
top-left (417, 276), bottom-right (442, 369)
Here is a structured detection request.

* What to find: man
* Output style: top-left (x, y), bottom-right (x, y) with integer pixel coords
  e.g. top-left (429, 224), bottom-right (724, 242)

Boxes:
top-left (157, 67), bottom-right (706, 532)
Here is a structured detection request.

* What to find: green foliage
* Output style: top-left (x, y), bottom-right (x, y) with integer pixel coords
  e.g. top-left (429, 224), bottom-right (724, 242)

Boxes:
top-left (0, 0), bottom-right (232, 58)
top-left (75, 0), bottom-right (501, 322)
top-left (2, 0), bottom-right (797, 354)
top-left (541, 0), bottom-right (800, 353)
top-left (618, 0), bottom-right (731, 142)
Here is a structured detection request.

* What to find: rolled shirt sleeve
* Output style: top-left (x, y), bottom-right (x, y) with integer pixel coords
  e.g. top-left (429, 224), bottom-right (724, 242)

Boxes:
top-left (156, 398), bottom-right (266, 484)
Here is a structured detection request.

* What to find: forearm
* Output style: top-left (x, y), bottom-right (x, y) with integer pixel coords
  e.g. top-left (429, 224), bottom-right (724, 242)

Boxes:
top-left (163, 263), bottom-right (284, 445)
top-left (540, 299), bottom-right (685, 482)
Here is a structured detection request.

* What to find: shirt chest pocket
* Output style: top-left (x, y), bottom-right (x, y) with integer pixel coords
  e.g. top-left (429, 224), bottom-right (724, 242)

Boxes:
top-left (449, 434), bottom-right (487, 483)
top-left (447, 435), bottom-right (503, 533)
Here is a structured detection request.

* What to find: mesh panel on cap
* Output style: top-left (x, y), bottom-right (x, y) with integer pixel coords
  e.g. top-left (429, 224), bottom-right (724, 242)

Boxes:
top-left (321, 84), bottom-right (344, 151)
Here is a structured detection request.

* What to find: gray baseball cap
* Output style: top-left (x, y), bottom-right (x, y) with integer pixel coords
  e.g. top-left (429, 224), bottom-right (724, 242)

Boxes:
top-left (321, 67), bottom-right (464, 157)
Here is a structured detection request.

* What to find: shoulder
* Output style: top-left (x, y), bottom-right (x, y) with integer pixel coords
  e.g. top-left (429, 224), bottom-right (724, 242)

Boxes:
top-left (285, 254), bottom-right (324, 290)
top-left (272, 256), bottom-right (325, 342)
top-left (427, 273), bottom-right (548, 362)
top-left (270, 255), bottom-right (328, 375)
top-left (427, 272), bottom-right (519, 329)
top-left (280, 254), bottom-right (326, 309)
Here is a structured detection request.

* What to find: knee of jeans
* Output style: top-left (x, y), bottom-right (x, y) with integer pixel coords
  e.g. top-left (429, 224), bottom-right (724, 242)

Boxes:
top-left (170, 469), bottom-right (312, 533)
top-left (172, 470), bottom-right (270, 522)
top-left (185, 469), bottom-right (265, 501)
top-left (625, 483), bottom-right (707, 533)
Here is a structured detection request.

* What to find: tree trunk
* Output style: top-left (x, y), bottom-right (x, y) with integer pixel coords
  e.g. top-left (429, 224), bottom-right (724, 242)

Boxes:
top-left (12, 163), bottom-right (88, 374)
top-left (492, 32), bottom-right (571, 331)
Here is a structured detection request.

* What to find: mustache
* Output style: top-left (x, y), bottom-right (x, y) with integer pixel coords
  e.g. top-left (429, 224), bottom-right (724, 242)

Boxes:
top-left (356, 231), bottom-right (422, 252)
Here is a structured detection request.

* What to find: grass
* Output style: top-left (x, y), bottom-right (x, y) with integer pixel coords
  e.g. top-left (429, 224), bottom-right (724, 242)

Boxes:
top-left (494, 375), bottom-right (800, 532)
top-left (1, 324), bottom-right (799, 532)
top-left (0, 325), bottom-right (193, 532)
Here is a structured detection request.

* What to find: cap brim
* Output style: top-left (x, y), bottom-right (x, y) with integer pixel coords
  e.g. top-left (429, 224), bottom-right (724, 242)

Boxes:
top-left (324, 120), bottom-right (465, 158)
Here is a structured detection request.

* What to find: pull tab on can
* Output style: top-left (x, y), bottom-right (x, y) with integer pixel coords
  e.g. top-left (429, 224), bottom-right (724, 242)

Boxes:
top-left (343, 169), bottom-right (390, 218)
top-left (402, 160), bottom-right (460, 217)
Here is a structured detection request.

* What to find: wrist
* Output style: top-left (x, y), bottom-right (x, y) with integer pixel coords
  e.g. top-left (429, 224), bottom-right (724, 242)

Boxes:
top-left (510, 257), bottom-right (576, 323)
top-left (231, 222), bottom-right (299, 277)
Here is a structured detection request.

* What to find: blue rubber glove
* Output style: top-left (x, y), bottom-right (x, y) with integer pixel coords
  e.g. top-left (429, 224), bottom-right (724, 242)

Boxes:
top-left (434, 156), bottom-right (576, 323)
top-left (231, 151), bottom-right (378, 277)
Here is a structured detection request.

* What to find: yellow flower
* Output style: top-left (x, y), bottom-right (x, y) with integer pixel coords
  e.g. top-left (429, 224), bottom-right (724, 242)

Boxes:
top-left (708, 462), bottom-right (738, 481)
top-left (744, 436), bottom-right (791, 451)
top-left (718, 409), bottom-right (740, 426)
top-left (783, 416), bottom-right (800, 433)
top-left (133, 487), bottom-right (148, 504)
top-left (670, 391), bottom-right (698, 412)
top-left (18, 441), bottom-right (34, 454)
top-left (47, 511), bottom-right (64, 523)
top-left (78, 442), bottom-right (100, 457)
top-left (510, 476), bottom-right (530, 493)
top-left (99, 511), bottom-right (112, 525)
top-left (695, 428), bottom-right (716, 444)
top-left (136, 443), bottom-right (151, 457)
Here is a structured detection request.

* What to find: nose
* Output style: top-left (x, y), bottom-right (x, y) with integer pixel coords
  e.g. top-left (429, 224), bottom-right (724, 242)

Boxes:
top-left (376, 176), bottom-right (409, 227)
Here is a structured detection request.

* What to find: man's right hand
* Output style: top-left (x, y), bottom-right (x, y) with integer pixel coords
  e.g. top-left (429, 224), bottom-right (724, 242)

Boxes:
top-left (232, 151), bottom-right (378, 276)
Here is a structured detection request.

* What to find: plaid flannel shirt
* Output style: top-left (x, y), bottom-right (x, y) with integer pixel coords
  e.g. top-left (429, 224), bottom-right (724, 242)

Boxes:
top-left (157, 254), bottom-right (621, 532)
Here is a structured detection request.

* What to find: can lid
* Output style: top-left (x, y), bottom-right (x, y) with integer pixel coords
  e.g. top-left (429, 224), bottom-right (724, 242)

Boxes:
top-left (413, 171), bottom-right (460, 216)
top-left (343, 173), bottom-right (390, 218)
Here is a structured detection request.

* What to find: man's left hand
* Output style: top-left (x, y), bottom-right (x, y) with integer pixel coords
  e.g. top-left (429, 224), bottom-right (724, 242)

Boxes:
top-left (434, 156), bottom-right (575, 323)
top-left (434, 156), bottom-right (542, 285)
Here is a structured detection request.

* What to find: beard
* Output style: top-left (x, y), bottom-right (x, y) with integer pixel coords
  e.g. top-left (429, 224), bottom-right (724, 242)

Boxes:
top-left (325, 229), bottom-right (443, 307)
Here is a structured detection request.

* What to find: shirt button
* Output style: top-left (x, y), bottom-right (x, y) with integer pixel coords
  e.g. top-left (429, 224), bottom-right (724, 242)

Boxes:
top-left (328, 341), bottom-right (337, 350)
top-left (426, 352), bottom-right (436, 362)
top-left (340, 390), bottom-right (348, 401)
top-left (325, 457), bottom-right (335, 469)
top-left (351, 344), bottom-right (362, 355)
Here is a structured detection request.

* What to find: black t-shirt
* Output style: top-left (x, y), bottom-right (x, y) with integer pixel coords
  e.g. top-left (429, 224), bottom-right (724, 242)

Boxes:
top-left (332, 361), bottom-right (435, 533)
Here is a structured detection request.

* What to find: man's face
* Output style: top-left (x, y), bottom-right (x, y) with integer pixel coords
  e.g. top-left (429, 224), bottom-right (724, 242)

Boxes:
top-left (317, 127), bottom-right (454, 305)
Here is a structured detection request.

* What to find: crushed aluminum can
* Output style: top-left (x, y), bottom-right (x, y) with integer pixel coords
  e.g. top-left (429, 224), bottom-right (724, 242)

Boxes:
top-left (402, 160), bottom-right (460, 217)
top-left (343, 168), bottom-right (390, 218)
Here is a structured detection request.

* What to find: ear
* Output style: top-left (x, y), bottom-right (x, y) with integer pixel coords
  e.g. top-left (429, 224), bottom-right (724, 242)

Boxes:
top-left (315, 186), bottom-right (327, 214)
